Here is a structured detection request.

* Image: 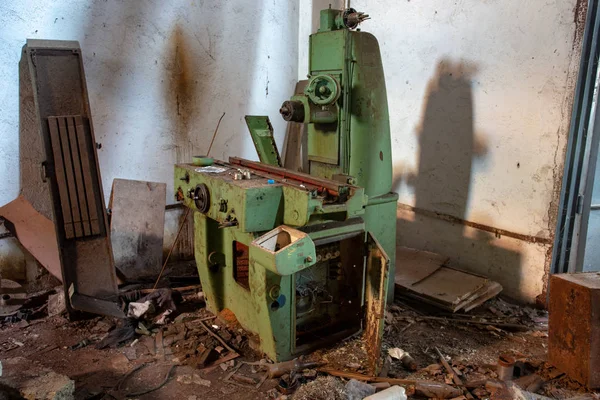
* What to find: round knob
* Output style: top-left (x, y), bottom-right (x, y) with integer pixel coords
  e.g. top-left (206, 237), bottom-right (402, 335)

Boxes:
top-left (193, 184), bottom-right (210, 213)
top-left (279, 100), bottom-right (305, 122)
top-left (305, 75), bottom-right (340, 105)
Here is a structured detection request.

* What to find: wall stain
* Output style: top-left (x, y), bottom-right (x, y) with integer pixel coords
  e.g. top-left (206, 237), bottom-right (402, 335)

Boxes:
top-left (165, 25), bottom-right (203, 259)
top-left (167, 25), bottom-right (201, 164)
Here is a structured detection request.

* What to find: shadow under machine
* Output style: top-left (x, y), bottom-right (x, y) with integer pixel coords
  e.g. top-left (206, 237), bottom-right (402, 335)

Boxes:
top-left (174, 7), bottom-right (397, 373)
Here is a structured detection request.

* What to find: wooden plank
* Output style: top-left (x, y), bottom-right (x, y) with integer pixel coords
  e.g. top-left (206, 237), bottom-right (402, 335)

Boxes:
top-left (395, 247), bottom-right (447, 286)
top-left (401, 268), bottom-right (487, 310)
top-left (74, 116), bottom-right (101, 235)
top-left (47, 117), bottom-right (74, 239)
top-left (57, 117), bottom-right (83, 237)
top-left (66, 116), bottom-right (91, 236)
top-left (463, 282), bottom-right (503, 312)
top-left (395, 247), bottom-right (499, 312)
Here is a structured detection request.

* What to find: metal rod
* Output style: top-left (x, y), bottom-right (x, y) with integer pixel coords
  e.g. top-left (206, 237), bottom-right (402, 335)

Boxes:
top-left (206, 112), bottom-right (226, 157)
top-left (152, 207), bottom-right (191, 289)
top-left (198, 320), bottom-right (237, 354)
top-left (229, 157), bottom-right (345, 194)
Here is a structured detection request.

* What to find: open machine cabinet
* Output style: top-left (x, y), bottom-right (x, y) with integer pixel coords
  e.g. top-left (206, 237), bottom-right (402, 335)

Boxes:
top-left (175, 6), bottom-right (395, 373)
top-left (189, 195), bottom-right (390, 373)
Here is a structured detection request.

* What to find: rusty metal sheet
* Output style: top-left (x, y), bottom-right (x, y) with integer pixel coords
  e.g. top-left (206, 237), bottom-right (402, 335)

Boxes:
top-left (0, 196), bottom-right (62, 281)
top-left (364, 231), bottom-right (390, 376)
top-left (548, 273), bottom-right (600, 388)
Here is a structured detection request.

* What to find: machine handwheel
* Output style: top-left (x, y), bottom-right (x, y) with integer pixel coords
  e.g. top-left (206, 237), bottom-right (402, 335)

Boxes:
top-left (194, 184), bottom-right (210, 213)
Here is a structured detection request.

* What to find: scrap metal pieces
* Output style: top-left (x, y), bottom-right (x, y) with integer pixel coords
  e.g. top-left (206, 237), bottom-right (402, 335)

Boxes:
top-left (223, 361), bottom-right (269, 389)
top-left (318, 368), bottom-right (462, 399)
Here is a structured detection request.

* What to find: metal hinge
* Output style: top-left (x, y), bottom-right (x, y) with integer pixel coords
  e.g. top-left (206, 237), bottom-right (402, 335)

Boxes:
top-left (576, 194), bottom-right (584, 214)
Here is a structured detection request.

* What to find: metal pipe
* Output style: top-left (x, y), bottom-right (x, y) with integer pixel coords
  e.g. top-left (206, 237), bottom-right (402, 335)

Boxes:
top-left (497, 354), bottom-right (515, 381)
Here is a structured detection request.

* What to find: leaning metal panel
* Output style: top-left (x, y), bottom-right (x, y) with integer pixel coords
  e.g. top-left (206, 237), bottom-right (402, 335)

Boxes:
top-left (20, 39), bottom-right (122, 318)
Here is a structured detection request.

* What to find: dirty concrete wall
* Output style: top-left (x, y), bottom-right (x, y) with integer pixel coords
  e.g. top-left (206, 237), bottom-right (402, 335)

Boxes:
top-left (299, 1), bottom-right (585, 303)
top-left (0, 1), bottom-right (299, 274)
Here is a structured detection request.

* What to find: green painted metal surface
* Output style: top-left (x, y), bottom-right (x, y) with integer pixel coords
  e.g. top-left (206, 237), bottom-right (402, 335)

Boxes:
top-left (282, 8), bottom-right (397, 302)
top-left (245, 116), bottom-right (282, 167)
top-left (250, 226), bottom-right (317, 276)
top-left (174, 7), bottom-right (396, 369)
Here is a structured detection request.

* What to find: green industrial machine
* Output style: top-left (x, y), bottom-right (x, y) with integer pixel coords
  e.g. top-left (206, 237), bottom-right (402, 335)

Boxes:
top-left (174, 7), bottom-right (396, 373)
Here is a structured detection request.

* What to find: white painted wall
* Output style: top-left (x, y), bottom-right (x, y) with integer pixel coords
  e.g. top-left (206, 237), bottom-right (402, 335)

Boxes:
top-left (299, 1), bottom-right (583, 302)
top-left (0, 0), bottom-right (298, 276)
top-left (0, 0), bottom-right (584, 302)
top-left (1, 0), bottom-right (298, 206)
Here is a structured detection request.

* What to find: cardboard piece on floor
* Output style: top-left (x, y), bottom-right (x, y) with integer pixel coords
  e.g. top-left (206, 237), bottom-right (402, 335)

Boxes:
top-left (109, 179), bottom-right (166, 281)
top-left (0, 196), bottom-right (62, 281)
top-left (395, 246), bottom-right (502, 312)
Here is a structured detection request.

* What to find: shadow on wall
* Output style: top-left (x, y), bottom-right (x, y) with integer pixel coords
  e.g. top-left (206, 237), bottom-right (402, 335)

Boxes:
top-left (395, 59), bottom-right (524, 300)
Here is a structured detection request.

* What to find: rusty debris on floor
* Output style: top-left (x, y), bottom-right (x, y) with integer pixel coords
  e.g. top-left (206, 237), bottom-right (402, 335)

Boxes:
top-left (0, 262), bottom-right (597, 400)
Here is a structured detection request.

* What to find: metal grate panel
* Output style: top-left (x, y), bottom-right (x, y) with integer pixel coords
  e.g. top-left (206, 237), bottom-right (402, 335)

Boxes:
top-left (48, 115), bottom-right (101, 239)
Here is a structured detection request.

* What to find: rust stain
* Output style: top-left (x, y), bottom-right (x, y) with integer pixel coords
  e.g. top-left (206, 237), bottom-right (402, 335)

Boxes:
top-left (364, 301), bottom-right (380, 375)
top-left (397, 203), bottom-right (553, 245)
top-left (166, 25), bottom-right (202, 164)
top-left (165, 26), bottom-right (204, 256)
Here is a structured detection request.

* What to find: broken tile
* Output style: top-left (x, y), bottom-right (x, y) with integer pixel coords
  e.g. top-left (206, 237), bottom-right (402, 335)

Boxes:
top-left (177, 374), bottom-right (193, 385)
top-left (120, 346), bottom-right (137, 361)
top-left (192, 374), bottom-right (211, 387)
top-left (47, 292), bottom-right (66, 317)
top-left (345, 379), bottom-right (376, 400)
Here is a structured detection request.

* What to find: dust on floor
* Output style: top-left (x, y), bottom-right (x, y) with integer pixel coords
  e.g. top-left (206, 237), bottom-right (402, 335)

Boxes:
top-left (0, 295), bottom-right (596, 399)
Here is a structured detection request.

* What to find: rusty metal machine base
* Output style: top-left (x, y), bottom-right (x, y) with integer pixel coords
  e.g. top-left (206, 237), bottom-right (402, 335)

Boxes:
top-left (549, 273), bottom-right (600, 388)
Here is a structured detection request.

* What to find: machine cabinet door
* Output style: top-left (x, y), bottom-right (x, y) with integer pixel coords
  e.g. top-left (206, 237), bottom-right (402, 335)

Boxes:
top-left (364, 231), bottom-right (390, 375)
